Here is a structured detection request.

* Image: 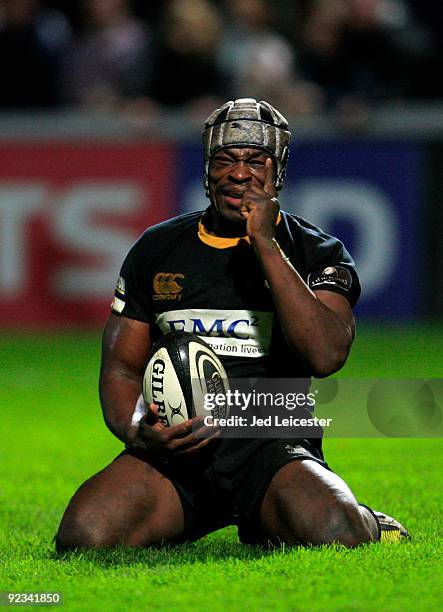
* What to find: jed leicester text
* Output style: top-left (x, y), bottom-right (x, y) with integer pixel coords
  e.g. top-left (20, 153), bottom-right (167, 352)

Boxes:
top-left (204, 415), bottom-right (333, 427)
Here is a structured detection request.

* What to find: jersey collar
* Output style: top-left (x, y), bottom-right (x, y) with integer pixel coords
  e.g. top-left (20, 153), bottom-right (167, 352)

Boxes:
top-left (198, 212), bottom-right (282, 249)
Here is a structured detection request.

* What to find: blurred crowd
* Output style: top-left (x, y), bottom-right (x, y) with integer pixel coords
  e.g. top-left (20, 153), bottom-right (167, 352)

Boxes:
top-left (0, 0), bottom-right (441, 123)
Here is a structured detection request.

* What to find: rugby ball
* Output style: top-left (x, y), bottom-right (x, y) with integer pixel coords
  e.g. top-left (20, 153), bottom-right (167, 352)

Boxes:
top-left (143, 332), bottom-right (229, 427)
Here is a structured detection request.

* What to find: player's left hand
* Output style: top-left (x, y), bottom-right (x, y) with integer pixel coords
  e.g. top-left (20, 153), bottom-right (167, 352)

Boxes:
top-left (240, 158), bottom-right (279, 243)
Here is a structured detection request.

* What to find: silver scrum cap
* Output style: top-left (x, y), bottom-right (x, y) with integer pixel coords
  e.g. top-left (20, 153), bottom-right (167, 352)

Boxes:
top-left (202, 98), bottom-right (291, 194)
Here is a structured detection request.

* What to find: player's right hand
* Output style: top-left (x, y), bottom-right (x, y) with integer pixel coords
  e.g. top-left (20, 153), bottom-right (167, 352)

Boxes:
top-left (133, 403), bottom-right (220, 461)
top-left (240, 157), bottom-right (279, 244)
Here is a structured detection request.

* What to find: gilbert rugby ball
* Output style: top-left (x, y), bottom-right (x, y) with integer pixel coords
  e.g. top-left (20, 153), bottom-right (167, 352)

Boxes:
top-left (143, 332), bottom-right (229, 427)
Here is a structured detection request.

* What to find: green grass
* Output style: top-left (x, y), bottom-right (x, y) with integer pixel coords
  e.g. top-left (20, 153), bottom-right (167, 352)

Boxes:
top-left (1, 324), bottom-right (442, 610)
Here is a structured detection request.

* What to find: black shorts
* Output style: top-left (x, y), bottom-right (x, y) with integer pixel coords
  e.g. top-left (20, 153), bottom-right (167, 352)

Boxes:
top-left (120, 437), bottom-right (329, 545)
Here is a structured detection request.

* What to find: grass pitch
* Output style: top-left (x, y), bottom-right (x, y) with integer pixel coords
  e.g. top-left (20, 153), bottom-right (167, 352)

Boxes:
top-left (1, 324), bottom-right (442, 611)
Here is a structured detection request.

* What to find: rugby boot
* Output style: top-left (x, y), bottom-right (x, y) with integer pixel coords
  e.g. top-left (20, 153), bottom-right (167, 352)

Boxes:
top-left (373, 510), bottom-right (411, 542)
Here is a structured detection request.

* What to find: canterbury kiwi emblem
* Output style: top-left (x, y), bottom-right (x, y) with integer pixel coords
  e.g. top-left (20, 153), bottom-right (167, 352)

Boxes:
top-left (153, 273), bottom-right (185, 299)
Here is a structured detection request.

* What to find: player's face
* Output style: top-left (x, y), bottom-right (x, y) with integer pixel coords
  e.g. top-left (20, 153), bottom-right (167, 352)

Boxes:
top-left (208, 147), bottom-right (274, 227)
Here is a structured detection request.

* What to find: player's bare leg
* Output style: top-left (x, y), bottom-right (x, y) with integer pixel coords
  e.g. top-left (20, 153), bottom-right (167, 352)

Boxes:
top-left (55, 454), bottom-right (185, 551)
top-left (259, 459), bottom-right (379, 548)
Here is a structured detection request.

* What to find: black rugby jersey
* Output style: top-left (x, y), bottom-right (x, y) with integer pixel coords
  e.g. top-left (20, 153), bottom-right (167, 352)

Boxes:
top-left (112, 210), bottom-right (360, 379)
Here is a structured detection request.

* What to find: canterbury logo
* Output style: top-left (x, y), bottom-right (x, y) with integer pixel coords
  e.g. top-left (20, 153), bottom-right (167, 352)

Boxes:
top-left (153, 273), bottom-right (184, 299)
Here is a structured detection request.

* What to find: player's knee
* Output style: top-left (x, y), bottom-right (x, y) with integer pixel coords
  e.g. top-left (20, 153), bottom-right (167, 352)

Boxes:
top-left (314, 502), bottom-right (374, 548)
top-left (55, 507), bottom-right (115, 551)
top-left (270, 493), bottom-right (374, 548)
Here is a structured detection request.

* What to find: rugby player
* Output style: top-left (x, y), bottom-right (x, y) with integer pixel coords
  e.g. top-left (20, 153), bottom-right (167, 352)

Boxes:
top-left (56, 99), bottom-right (408, 550)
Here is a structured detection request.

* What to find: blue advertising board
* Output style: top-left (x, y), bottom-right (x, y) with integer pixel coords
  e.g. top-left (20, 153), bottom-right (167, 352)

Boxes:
top-left (177, 142), bottom-right (425, 319)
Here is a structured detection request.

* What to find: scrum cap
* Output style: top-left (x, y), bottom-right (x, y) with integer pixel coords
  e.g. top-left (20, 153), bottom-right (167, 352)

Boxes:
top-left (202, 98), bottom-right (291, 194)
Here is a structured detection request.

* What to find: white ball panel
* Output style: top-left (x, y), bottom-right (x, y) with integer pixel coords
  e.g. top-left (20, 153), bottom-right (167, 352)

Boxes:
top-left (143, 346), bottom-right (188, 426)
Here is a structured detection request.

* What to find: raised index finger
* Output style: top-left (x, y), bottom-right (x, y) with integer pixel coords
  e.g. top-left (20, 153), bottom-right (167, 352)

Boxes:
top-left (264, 157), bottom-right (277, 197)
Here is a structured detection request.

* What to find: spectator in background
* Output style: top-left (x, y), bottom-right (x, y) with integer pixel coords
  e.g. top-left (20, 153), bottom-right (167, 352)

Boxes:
top-left (340, 0), bottom-right (432, 100)
top-left (297, 0), bottom-right (350, 106)
top-left (218, 0), bottom-right (323, 116)
top-left (0, 0), bottom-right (72, 108)
top-left (63, 0), bottom-right (150, 109)
top-left (144, 0), bottom-right (226, 120)
top-left (392, 0), bottom-right (441, 98)
top-left (298, 0), bottom-right (433, 121)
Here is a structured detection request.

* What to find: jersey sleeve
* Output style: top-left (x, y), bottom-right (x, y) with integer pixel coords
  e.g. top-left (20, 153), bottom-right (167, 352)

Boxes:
top-left (285, 214), bottom-right (361, 307)
top-left (306, 241), bottom-right (361, 307)
top-left (111, 235), bottom-right (152, 323)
